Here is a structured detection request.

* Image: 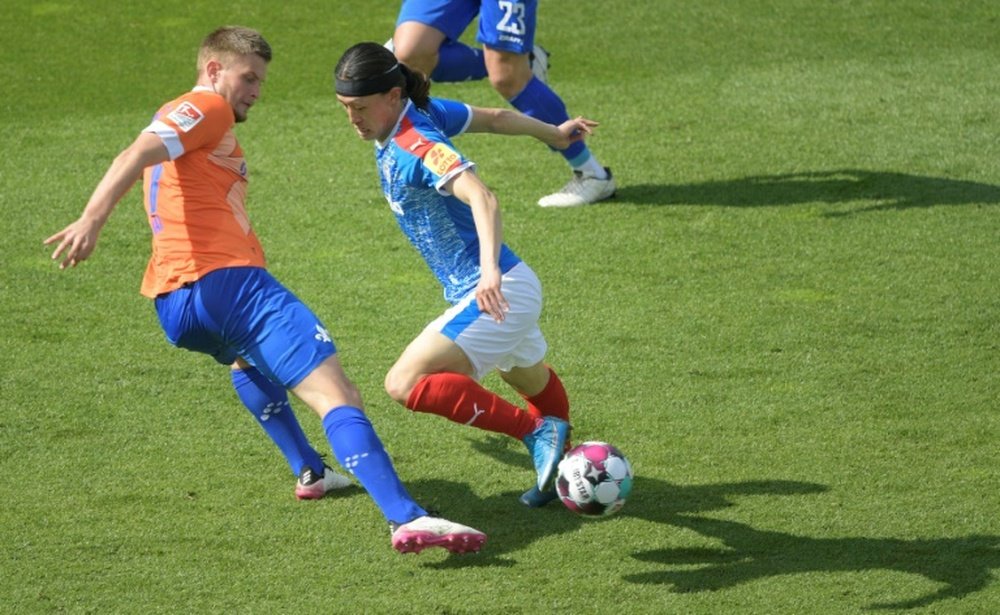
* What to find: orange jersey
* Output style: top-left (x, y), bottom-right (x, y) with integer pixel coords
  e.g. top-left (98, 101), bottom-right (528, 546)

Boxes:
top-left (139, 87), bottom-right (266, 298)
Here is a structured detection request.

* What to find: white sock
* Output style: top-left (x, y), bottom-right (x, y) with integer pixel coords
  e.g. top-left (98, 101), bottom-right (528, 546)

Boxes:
top-left (573, 157), bottom-right (607, 179)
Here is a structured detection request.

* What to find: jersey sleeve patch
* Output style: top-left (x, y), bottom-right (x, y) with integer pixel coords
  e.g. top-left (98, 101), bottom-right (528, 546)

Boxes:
top-left (423, 142), bottom-right (461, 177)
top-left (166, 101), bottom-right (205, 133)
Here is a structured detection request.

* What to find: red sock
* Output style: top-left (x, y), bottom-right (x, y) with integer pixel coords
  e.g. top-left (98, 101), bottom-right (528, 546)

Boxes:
top-left (520, 367), bottom-right (570, 422)
top-left (406, 372), bottom-right (540, 440)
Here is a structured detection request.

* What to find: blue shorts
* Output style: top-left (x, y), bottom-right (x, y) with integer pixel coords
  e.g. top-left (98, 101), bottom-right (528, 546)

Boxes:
top-left (396, 0), bottom-right (537, 54)
top-left (154, 267), bottom-right (336, 388)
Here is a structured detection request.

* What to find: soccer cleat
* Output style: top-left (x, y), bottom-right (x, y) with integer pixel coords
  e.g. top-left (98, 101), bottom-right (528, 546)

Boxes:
top-left (529, 44), bottom-right (549, 83)
top-left (390, 515), bottom-right (487, 554)
top-left (519, 484), bottom-right (560, 508)
top-left (522, 416), bottom-right (570, 491)
top-left (538, 168), bottom-right (617, 208)
top-left (294, 465), bottom-right (352, 500)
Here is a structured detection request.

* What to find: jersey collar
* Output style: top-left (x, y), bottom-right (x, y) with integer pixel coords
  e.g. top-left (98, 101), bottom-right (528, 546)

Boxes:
top-left (377, 99), bottom-right (414, 149)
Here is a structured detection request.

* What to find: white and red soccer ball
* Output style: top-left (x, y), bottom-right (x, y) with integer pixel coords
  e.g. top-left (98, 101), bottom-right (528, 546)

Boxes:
top-left (556, 441), bottom-right (633, 517)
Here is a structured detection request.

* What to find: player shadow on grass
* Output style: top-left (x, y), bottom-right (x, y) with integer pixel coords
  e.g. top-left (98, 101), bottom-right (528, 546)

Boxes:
top-left (626, 514), bottom-right (1000, 611)
top-left (412, 436), bottom-right (830, 571)
top-left (409, 473), bottom-right (826, 571)
top-left (614, 169), bottom-right (1000, 216)
top-left (415, 438), bottom-right (1000, 609)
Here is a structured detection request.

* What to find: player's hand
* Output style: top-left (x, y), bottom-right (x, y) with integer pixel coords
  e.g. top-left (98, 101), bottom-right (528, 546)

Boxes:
top-left (475, 266), bottom-right (509, 323)
top-left (44, 217), bottom-right (101, 270)
top-left (550, 116), bottom-right (599, 149)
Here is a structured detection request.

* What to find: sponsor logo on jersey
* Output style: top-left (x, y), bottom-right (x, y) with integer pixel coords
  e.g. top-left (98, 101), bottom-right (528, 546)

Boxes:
top-left (423, 143), bottom-right (460, 176)
top-left (167, 101), bottom-right (205, 133)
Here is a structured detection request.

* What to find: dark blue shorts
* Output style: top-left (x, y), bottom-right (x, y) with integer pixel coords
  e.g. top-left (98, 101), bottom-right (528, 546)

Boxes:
top-left (154, 267), bottom-right (336, 388)
top-left (397, 0), bottom-right (537, 54)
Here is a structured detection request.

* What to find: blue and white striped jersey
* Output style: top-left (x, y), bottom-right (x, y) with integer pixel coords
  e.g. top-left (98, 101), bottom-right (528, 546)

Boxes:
top-left (374, 98), bottom-right (521, 304)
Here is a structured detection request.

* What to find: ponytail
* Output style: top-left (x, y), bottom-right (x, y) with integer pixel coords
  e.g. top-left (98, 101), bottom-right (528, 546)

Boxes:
top-left (398, 63), bottom-right (431, 109)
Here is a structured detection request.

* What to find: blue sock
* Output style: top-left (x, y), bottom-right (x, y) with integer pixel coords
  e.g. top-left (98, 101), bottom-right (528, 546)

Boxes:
top-left (322, 406), bottom-right (427, 524)
top-left (509, 76), bottom-right (589, 164)
top-left (231, 367), bottom-right (325, 476)
top-left (431, 40), bottom-right (488, 82)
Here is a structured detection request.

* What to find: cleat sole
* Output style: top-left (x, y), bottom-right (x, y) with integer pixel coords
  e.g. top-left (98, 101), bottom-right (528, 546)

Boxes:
top-left (392, 532), bottom-right (486, 555)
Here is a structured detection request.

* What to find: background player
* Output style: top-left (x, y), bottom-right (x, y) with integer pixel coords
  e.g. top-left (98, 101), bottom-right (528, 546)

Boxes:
top-left (388, 0), bottom-right (616, 207)
top-left (45, 26), bottom-right (485, 555)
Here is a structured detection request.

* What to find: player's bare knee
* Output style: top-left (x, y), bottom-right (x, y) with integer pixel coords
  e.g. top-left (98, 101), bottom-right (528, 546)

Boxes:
top-left (485, 51), bottom-right (532, 98)
top-left (392, 45), bottom-right (437, 77)
top-left (488, 71), bottom-right (529, 100)
top-left (383, 368), bottom-right (414, 406)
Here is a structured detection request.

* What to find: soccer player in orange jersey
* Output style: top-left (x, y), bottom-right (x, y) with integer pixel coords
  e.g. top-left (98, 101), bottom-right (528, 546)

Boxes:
top-left (45, 26), bottom-right (485, 555)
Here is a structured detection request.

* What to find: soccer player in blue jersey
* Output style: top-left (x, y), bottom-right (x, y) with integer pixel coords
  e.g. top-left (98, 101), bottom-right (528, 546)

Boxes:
top-left (333, 41), bottom-right (598, 506)
top-left (386, 0), bottom-right (616, 207)
top-left (46, 26), bottom-right (484, 555)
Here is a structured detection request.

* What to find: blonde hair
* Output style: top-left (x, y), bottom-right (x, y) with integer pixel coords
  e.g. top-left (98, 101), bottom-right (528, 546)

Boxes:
top-left (197, 26), bottom-right (271, 72)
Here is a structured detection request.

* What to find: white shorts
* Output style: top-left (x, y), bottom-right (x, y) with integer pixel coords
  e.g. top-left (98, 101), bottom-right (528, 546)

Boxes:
top-left (426, 262), bottom-right (548, 381)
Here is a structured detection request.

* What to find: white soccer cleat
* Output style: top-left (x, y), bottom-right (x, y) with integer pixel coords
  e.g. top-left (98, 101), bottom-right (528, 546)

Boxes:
top-left (390, 515), bottom-right (487, 554)
top-left (538, 168), bottom-right (617, 207)
top-left (294, 465), bottom-right (353, 500)
top-left (529, 44), bottom-right (549, 83)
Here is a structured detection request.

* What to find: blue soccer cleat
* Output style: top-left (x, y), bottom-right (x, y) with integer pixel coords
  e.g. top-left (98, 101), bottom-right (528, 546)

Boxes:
top-left (522, 416), bottom-right (570, 491)
top-left (519, 484), bottom-right (560, 508)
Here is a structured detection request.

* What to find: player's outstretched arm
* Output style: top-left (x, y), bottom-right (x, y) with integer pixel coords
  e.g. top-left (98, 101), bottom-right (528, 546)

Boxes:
top-left (465, 105), bottom-right (598, 150)
top-left (45, 132), bottom-right (169, 269)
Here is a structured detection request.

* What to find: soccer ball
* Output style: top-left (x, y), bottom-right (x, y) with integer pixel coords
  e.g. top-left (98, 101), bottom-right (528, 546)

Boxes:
top-left (556, 441), bottom-right (633, 517)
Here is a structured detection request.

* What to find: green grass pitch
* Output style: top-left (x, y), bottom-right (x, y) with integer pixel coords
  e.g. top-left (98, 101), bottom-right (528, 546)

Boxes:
top-left (1, 1), bottom-right (998, 612)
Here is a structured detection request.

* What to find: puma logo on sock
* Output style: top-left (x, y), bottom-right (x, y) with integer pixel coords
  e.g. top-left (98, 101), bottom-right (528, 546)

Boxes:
top-left (465, 403), bottom-right (486, 425)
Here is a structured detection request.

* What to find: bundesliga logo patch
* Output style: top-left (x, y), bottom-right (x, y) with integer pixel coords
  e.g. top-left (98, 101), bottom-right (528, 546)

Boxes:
top-left (167, 101), bottom-right (205, 132)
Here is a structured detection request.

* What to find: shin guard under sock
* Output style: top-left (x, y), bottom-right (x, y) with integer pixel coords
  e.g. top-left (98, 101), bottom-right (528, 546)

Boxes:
top-left (322, 406), bottom-right (426, 524)
top-left (232, 367), bottom-right (324, 476)
top-left (519, 367), bottom-right (570, 422)
top-left (406, 372), bottom-right (540, 440)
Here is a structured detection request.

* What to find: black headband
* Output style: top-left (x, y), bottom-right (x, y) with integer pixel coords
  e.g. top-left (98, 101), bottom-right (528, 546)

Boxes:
top-left (335, 63), bottom-right (402, 96)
